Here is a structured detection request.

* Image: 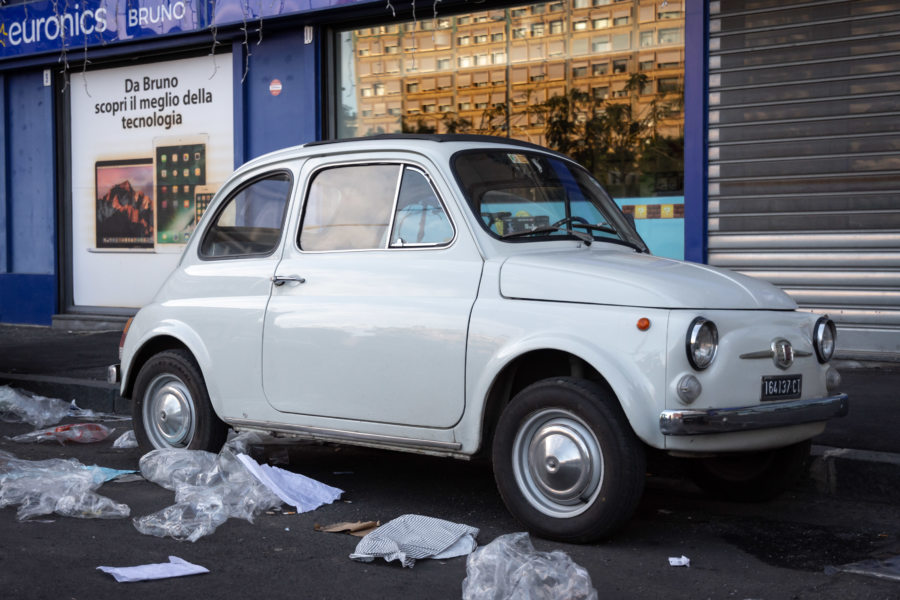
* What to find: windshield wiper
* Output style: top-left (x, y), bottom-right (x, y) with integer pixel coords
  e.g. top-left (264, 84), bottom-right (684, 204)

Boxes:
top-left (502, 225), bottom-right (594, 245)
top-left (552, 216), bottom-right (617, 236)
top-left (554, 216), bottom-right (648, 253)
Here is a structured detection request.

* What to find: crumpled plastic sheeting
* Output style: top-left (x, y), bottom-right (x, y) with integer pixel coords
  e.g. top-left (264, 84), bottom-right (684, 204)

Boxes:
top-left (133, 434), bottom-right (283, 542)
top-left (113, 430), bottom-right (139, 449)
top-left (10, 423), bottom-right (112, 444)
top-left (0, 450), bottom-right (132, 520)
top-left (461, 532), bottom-right (598, 600)
top-left (825, 555), bottom-right (900, 582)
top-left (0, 386), bottom-right (72, 428)
top-left (0, 385), bottom-right (123, 428)
top-left (350, 514), bottom-right (479, 568)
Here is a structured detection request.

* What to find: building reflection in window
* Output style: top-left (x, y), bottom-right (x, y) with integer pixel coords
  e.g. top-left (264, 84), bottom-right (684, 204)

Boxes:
top-left (337, 0), bottom-right (684, 199)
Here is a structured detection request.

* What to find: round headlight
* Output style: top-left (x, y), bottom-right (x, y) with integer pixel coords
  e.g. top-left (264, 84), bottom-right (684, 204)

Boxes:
top-left (686, 317), bottom-right (718, 371)
top-left (814, 316), bottom-right (836, 363)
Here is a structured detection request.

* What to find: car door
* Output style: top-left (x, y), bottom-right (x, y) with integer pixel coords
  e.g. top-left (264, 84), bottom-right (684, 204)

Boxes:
top-left (261, 155), bottom-right (483, 428)
top-left (172, 164), bottom-right (296, 415)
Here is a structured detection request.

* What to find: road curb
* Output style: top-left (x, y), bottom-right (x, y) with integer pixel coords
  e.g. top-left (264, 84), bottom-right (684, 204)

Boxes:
top-left (0, 372), bottom-right (128, 415)
top-left (809, 444), bottom-right (900, 504)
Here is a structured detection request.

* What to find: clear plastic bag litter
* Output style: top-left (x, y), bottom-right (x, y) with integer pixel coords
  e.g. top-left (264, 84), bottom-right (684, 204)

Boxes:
top-left (9, 423), bottom-right (112, 444)
top-left (0, 450), bottom-right (132, 520)
top-left (0, 386), bottom-right (72, 428)
top-left (133, 434), bottom-right (283, 542)
top-left (112, 430), bottom-right (139, 448)
top-left (461, 532), bottom-right (598, 600)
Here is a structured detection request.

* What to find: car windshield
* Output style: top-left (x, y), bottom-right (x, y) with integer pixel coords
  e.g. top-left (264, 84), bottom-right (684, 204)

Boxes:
top-left (452, 149), bottom-right (647, 252)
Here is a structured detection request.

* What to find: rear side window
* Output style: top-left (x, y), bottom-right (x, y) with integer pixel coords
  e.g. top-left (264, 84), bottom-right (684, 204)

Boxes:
top-left (199, 172), bottom-right (293, 258)
top-left (299, 163), bottom-right (453, 252)
top-left (390, 167), bottom-right (454, 247)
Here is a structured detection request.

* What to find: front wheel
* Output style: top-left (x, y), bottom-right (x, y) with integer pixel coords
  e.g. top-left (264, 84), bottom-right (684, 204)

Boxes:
top-left (492, 377), bottom-right (646, 543)
top-left (686, 440), bottom-right (812, 502)
top-left (132, 349), bottom-right (227, 454)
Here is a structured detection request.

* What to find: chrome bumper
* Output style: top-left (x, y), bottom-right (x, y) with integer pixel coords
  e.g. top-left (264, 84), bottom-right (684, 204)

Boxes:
top-left (107, 364), bottom-right (120, 385)
top-left (660, 394), bottom-right (849, 436)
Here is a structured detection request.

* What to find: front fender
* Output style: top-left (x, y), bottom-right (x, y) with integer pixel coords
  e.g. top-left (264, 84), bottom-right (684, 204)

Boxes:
top-left (120, 305), bottom-right (216, 403)
top-left (461, 297), bottom-right (670, 452)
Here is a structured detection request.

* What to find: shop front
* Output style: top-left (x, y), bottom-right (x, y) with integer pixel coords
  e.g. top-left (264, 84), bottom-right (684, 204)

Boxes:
top-left (1, 0), bottom-right (699, 327)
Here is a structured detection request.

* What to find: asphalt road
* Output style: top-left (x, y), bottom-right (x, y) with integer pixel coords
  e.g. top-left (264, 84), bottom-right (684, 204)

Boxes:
top-left (1, 415), bottom-right (899, 600)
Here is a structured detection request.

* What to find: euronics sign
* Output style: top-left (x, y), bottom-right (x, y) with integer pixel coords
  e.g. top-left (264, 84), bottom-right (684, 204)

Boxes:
top-left (0, 0), bottom-right (368, 59)
top-left (0, 0), bottom-right (202, 58)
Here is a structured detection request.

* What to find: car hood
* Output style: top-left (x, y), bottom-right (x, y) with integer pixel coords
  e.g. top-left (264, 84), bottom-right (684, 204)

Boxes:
top-left (498, 248), bottom-right (797, 310)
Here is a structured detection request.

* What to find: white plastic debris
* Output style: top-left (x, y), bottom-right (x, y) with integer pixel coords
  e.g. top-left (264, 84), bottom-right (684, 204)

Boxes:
top-left (236, 453), bottom-right (342, 512)
top-left (350, 514), bottom-right (479, 568)
top-left (462, 532), bottom-right (597, 600)
top-left (112, 430), bottom-right (139, 449)
top-left (0, 386), bottom-right (71, 428)
top-left (9, 423), bottom-right (112, 444)
top-left (133, 434), bottom-right (289, 542)
top-left (0, 450), bottom-right (132, 520)
top-left (98, 556), bottom-right (209, 583)
top-left (825, 555), bottom-right (900, 582)
top-left (0, 386), bottom-right (125, 427)
top-left (668, 555), bottom-right (691, 567)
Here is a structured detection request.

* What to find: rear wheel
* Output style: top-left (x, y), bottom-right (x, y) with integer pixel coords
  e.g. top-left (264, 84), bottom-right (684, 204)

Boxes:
top-left (686, 440), bottom-right (812, 502)
top-left (132, 349), bottom-right (227, 453)
top-left (492, 377), bottom-right (646, 543)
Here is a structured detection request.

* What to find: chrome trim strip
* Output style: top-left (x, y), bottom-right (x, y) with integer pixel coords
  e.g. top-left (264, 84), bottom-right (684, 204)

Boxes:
top-left (659, 394), bottom-right (849, 436)
top-left (739, 349), bottom-right (813, 359)
top-left (227, 418), bottom-right (463, 451)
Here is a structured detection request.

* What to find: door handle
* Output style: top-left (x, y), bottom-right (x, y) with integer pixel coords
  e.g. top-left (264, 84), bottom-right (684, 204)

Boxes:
top-left (271, 274), bottom-right (306, 286)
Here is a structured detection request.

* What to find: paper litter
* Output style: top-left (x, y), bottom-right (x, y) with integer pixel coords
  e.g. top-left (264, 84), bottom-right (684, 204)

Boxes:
top-left (315, 520), bottom-right (380, 537)
top-left (98, 556), bottom-right (209, 583)
top-left (668, 555), bottom-right (691, 567)
top-left (236, 453), bottom-right (343, 512)
top-left (349, 514), bottom-right (479, 568)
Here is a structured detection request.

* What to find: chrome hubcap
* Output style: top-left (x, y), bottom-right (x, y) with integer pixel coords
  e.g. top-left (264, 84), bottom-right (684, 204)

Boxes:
top-left (513, 408), bottom-right (603, 518)
top-left (143, 374), bottom-right (196, 448)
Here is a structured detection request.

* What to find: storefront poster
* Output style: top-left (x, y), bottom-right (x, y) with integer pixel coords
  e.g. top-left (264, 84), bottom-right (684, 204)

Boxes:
top-left (70, 54), bottom-right (233, 307)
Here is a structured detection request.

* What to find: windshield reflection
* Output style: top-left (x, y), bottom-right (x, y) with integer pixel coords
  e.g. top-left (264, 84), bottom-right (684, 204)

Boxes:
top-left (453, 149), bottom-right (648, 252)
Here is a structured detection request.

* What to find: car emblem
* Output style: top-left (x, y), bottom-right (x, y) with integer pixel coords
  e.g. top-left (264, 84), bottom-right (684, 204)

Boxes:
top-left (740, 338), bottom-right (811, 368)
top-left (771, 338), bottom-right (794, 370)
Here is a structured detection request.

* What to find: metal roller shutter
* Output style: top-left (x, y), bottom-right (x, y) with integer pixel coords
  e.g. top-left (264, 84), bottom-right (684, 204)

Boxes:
top-left (707, 0), bottom-right (900, 361)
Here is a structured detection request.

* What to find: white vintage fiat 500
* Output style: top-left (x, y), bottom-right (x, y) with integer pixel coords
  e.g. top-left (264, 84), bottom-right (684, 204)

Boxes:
top-left (112, 135), bottom-right (847, 542)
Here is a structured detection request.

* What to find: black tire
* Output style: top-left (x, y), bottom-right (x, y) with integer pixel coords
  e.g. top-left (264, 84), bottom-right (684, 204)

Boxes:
top-left (132, 349), bottom-right (228, 454)
top-left (686, 440), bottom-right (812, 502)
top-left (491, 377), bottom-right (646, 543)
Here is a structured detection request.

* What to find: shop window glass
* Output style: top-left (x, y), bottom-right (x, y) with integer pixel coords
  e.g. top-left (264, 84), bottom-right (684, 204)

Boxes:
top-left (336, 0), bottom-right (685, 201)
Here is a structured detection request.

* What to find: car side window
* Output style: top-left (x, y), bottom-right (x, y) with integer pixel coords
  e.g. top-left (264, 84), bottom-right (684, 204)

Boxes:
top-left (390, 167), bottom-right (454, 247)
top-left (300, 164), bottom-right (399, 251)
top-left (199, 172), bottom-right (292, 258)
top-left (300, 163), bottom-right (453, 252)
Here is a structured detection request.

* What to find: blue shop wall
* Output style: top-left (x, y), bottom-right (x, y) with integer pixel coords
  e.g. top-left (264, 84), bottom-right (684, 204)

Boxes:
top-left (0, 71), bottom-right (57, 325)
top-left (238, 30), bottom-right (319, 164)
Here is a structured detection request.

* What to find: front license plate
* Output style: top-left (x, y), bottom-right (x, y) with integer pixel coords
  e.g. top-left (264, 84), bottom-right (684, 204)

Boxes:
top-left (761, 374), bottom-right (802, 401)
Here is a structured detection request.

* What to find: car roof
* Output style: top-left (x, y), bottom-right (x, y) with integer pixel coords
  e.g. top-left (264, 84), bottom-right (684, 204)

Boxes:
top-left (236, 134), bottom-right (568, 174)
